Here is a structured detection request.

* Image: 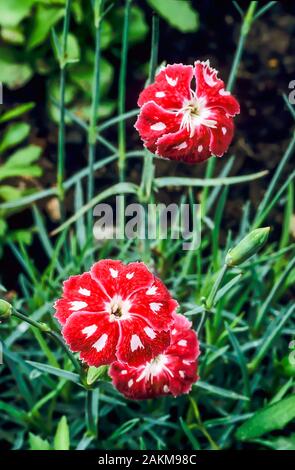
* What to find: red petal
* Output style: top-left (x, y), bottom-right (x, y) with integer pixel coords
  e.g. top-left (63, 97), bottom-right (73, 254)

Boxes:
top-left (117, 262), bottom-right (154, 299)
top-left (129, 277), bottom-right (176, 331)
top-left (110, 313), bottom-right (200, 400)
top-left (109, 362), bottom-right (149, 399)
top-left (195, 61), bottom-right (240, 115)
top-left (138, 64), bottom-right (193, 109)
top-left (164, 354), bottom-right (198, 396)
top-left (135, 101), bottom-right (181, 153)
top-left (168, 324), bottom-right (200, 362)
top-left (208, 111), bottom-right (234, 157)
top-left (156, 126), bottom-right (211, 164)
top-left (117, 316), bottom-right (170, 366)
top-left (90, 259), bottom-right (124, 298)
top-left (62, 312), bottom-right (119, 366)
top-left (54, 272), bottom-right (109, 325)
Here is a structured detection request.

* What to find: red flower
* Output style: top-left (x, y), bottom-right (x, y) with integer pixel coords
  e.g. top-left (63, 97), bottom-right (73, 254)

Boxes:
top-left (135, 61), bottom-right (240, 164)
top-left (54, 260), bottom-right (177, 367)
top-left (109, 313), bottom-right (200, 400)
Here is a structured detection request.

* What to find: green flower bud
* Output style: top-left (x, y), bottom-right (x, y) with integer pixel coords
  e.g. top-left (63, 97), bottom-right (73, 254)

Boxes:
top-left (0, 299), bottom-right (12, 321)
top-left (225, 227), bottom-right (270, 267)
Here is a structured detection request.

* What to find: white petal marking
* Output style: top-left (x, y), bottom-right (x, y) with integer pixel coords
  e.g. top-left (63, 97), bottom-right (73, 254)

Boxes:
top-left (144, 326), bottom-right (156, 340)
top-left (130, 334), bottom-right (144, 352)
top-left (178, 339), bottom-right (187, 347)
top-left (82, 324), bottom-right (97, 338)
top-left (221, 127), bottom-right (227, 135)
top-left (197, 145), bottom-right (203, 152)
top-left (109, 268), bottom-right (118, 278)
top-left (78, 287), bottom-right (91, 296)
top-left (128, 379), bottom-right (134, 388)
top-left (183, 360), bottom-right (191, 366)
top-left (166, 75), bottom-right (178, 87)
top-left (179, 370), bottom-right (185, 378)
top-left (151, 122), bottom-right (166, 131)
top-left (173, 142), bottom-right (188, 151)
top-left (219, 88), bottom-right (230, 96)
top-left (121, 370), bottom-right (128, 375)
top-left (150, 302), bottom-right (162, 313)
top-left (155, 91), bottom-right (165, 98)
top-left (126, 272), bottom-right (134, 279)
top-left (146, 285), bottom-right (158, 295)
top-left (92, 333), bottom-right (108, 352)
top-left (163, 385), bottom-right (169, 393)
top-left (69, 301), bottom-right (88, 311)
top-left (171, 329), bottom-right (177, 335)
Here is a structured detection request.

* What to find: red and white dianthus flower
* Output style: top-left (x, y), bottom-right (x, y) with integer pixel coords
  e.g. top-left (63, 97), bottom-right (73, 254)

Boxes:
top-left (54, 260), bottom-right (178, 367)
top-left (135, 60), bottom-right (240, 164)
top-left (109, 312), bottom-right (200, 399)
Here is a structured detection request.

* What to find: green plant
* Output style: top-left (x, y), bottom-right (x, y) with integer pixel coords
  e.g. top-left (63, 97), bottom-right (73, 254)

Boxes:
top-left (0, 102), bottom-right (43, 254)
top-left (0, 0), bottom-right (294, 452)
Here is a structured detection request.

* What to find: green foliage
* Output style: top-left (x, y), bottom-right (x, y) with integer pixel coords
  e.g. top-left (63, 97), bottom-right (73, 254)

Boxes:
top-left (147, 0), bottom-right (199, 33)
top-left (0, 0), bottom-right (293, 453)
top-left (0, 0), bottom-right (149, 121)
top-left (236, 395), bottom-right (295, 441)
top-left (29, 433), bottom-right (51, 451)
top-left (54, 416), bottom-right (70, 450)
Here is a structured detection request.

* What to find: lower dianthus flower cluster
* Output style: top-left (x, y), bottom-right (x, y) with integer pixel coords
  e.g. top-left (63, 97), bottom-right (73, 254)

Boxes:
top-left (54, 259), bottom-right (200, 400)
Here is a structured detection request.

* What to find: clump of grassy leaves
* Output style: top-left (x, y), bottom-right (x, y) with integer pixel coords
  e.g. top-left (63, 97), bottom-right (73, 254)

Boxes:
top-left (0, 1), bottom-right (294, 450)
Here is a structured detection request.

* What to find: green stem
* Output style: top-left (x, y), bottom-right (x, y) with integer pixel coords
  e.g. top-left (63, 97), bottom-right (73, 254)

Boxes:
top-left (118, 0), bottom-right (132, 182)
top-left (201, 1), bottom-right (258, 217)
top-left (12, 309), bottom-right (81, 374)
top-left (148, 13), bottom-right (159, 84)
top-left (197, 264), bottom-right (228, 334)
top-left (140, 14), bottom-right (159, 201)
top-left (200, 157), bottom-right (215, 218)
top-left (227, 1), bottom-right (258, 92)
top-left (138, 14), bottom-right (159, 263)
top-left (57, 0), bottom-right (72, 209)
top-left (254, 131), bottom-right (295, 225)
top-left (249, 304), bottom-right (295, 373)
top-left (254, 255), bottom-right (295, 332)
top-left (85, 388), bottom-right (99, 437)
top-left (87, 0), bottom-right (105, 234)
top-left (207, 264), bottom-right (228, 309)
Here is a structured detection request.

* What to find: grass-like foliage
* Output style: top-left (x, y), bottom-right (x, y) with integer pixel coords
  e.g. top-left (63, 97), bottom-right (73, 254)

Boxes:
top-left (0, 1), bottom-right (294, 450)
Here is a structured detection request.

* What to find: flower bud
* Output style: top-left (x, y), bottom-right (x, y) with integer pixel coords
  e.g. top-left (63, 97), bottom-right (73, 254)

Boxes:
top-left (0, 299), bottom-right (12, 321)
top-left (225, 227), bottom-right (270, 267)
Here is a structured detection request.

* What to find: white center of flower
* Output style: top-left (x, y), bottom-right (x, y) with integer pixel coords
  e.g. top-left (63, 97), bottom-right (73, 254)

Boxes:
top-left (105, 294), bottom-right (131, 321)
top-left (136, 354), bottom-right (174, 384)
top-left (177, 93), bottom-right (217, 138)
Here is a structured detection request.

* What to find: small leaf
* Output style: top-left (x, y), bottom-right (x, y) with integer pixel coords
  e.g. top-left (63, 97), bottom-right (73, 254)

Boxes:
top-left (0, 102), bottom-right (35, 123)
top-left (0, 122), bottom-right (30, 153)
top-left (5, 145), bottom-right (42, 167)
top-left (155, 171), bottom-right (268, 188)
top-left (0, 48), bottom-right (32, 89)
top-left (112, 6), bottom-right (148, 44)
top-left (195, 380), bottom-right (249, 401)
top-left (0, 185), bottom-right (25, 202)
top-left (26, 361), bottom-right (81, 384)
top-left (236, 394), bottom-right (295, 441)
top-left (29, 433), bottom-right (51, 451)
top-left (147, 0), bottom-right (199, 33)
top-left (70, 58), bottom-right (113, 97)
top-left (27, 5), bottom-right (63, 49)
top-left (0, 0), bottom-right (33, 27)
top-left (54, 416), bottom-right (70, 451)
